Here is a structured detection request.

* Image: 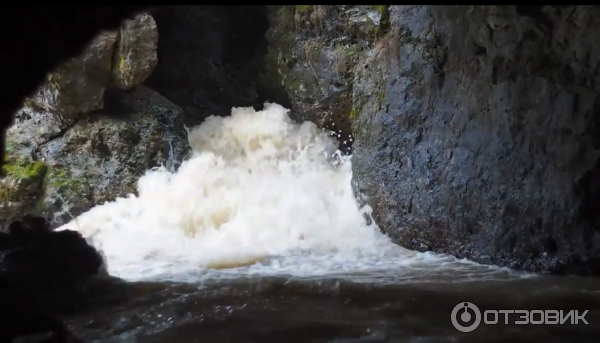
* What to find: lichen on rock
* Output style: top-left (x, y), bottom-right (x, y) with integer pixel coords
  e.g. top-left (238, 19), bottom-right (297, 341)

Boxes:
top-left (0, 151), bottom-right (47, 226)
top-left (111, 13), bottom-right (159, 88)
top-left (33, 86), bottom-right (190, 226)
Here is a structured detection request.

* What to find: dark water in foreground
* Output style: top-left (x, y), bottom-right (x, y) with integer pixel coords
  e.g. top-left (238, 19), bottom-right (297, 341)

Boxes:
top-left (64, 273), bottom-right (600, 343)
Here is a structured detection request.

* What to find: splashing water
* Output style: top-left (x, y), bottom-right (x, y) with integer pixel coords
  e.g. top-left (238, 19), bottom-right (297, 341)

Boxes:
top-left (57, 104), bottom-right (519, 283)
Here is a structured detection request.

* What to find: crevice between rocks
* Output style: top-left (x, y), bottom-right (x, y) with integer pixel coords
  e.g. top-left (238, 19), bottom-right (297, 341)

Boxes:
top-left (144, 5), bottom-right (292, 128)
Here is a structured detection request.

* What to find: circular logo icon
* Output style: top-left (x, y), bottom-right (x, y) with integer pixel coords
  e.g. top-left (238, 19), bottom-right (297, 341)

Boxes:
top-left (451, 302), bottom-right (481, 332)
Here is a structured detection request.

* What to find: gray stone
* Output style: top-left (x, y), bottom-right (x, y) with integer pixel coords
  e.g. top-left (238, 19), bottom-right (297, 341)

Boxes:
top-left (112, 13), bottom-right (159, 88)
top-left (28, 31), bottom-right (118, 121)
top-left (3, 86), bottom-right (190, 227)
top-left (351, 5), bottom-right (600, 274)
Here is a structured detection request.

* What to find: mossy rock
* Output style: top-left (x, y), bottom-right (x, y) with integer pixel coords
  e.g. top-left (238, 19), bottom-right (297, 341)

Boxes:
top-left (45, 167), bottom-right (87, 198)
top-left (0, 154), bottom-right (48, 228)
top-left (0, 157), bottom-right (47, 201)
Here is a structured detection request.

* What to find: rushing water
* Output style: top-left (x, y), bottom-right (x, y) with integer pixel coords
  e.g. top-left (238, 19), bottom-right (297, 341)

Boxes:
top-left (56, 104), bottom-right (600, 342)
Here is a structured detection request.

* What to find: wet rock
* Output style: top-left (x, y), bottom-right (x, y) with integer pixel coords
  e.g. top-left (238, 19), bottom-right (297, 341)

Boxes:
top-left (351, 5), bottom-right (600, 274)
top-left (0, 215), bottom-right (103, 342)
top-left (24, 12), bottom-right (157, 124)
top-left (3, 86), bottom-right (190, 227)
top-left (112, 13), bottom-right (159, 89)
top-left (0, 5), bottom-right (150, 173)
top-left (0, 153), bottom-right (47, 226)
top-left (0, 215), bottom-right (103, 296)
top-left (265, 6), bottom-right (390, 153)
top-left (0, 12), bottom-right (182, 228)
top-left (27, 31), bottom-right (118, 121)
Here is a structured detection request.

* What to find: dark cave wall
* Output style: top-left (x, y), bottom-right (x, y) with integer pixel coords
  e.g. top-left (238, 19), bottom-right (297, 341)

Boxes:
top-left (351, 5), bottom-right (600, 275)
top-left (145, 5), bottom-right (290, 128)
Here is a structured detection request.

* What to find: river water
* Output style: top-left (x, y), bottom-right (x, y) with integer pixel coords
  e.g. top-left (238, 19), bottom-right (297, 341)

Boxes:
top-left (57, 104), bottom-right (600, 342)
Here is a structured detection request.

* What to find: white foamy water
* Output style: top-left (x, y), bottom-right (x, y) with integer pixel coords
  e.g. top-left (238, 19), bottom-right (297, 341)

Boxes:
top-left (57, 103), bottom-right (519, 283)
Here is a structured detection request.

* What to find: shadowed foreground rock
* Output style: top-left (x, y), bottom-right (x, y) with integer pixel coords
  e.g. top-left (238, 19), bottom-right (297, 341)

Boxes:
top-left (0, 215), bottom-right (104, 342)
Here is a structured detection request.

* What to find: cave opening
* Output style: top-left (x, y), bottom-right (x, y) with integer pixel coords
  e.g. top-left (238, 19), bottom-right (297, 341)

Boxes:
top-left (144, 5), bottom-right (292, 129)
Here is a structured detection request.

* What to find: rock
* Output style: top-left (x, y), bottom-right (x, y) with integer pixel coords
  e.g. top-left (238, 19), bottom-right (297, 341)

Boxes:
top-left (0, 5), bottom-right (150, 174)
top-left (2, 86), bottom-right (190, 227)
top-left (0, 215), bottom-right (102, 342)
top-left (25, 12), bottom-right (158, 123)
top-left (145, 6), bottom-right (287, 127)
top-left (28, 31), bottom-right (118, 121)
top-left (266, 6), bottom-right (391, 153)
top-left (0, 215), bottom-right (103, 294)
top-left (112, 13), bottom-right (159, 88)
top-left (351, 5), bottom-right (600, 274)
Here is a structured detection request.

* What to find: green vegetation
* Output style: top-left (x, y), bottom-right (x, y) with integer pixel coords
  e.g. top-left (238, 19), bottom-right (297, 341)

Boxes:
top-left (296, 5), bottom-right (311, 12)
top-left (3, 159), bottom-right (47, 183)
top-left (350, 107), bottom-right (359, 121)
top-left (0, 157), bottom-right (47, 202)
top-left (378, 91), bottom-right (386, 110)
top-left (46, 167), bottom-right (85, 197)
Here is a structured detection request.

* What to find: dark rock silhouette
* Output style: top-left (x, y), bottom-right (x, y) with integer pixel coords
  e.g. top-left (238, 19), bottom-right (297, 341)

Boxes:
top-left (0, 215), bottom-right (104, 342)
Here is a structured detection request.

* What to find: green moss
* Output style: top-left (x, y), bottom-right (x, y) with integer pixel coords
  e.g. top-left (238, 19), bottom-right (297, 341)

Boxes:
top-left (2, 159), bottom-right (47, 183)
top-left (365, 5), bottom-right (389, 16)
top-left (289, 79), bottom-right (302, 92)
top-left (378, 91), bottom-right (386, 110)
top-left (349, 107), bottom-right (359, 121)
top-left (0, 157), bottom-right (47, 202)
top-left (296, 5), bottom-right (311, 12)
top-left (47, 168), bottom-right (85, 197)
top-left (4, 137), bottom-right (16, 155)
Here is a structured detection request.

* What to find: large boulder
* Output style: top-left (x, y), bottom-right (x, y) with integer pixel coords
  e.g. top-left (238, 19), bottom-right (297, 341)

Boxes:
top-left (2, 86), bottom-right (190, 227)
top-left (0, 215), bottom-right (103, 342)
top-left (26, 12), bottom-right (158, 121)
top-left (27, 30), bottom-right (117, 121)
top-left (0, 12), bottom-right (183, 228)
top-left (351, 5), bottom-right (600, 274)
top-left (265, 5), bottom-right (391, 153)
top-left (112, 13), bottom-right (159, 89)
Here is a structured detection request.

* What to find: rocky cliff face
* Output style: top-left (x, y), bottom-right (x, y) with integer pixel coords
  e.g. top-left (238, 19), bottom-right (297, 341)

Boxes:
top-left (351, 5), bottom-right (600, 275)
top-left (265, 5), bottom-right (391, 154)
top-left (266, 6), bottom-right (600, 275)
top-left (1, 13), bottom-right (190, 228)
